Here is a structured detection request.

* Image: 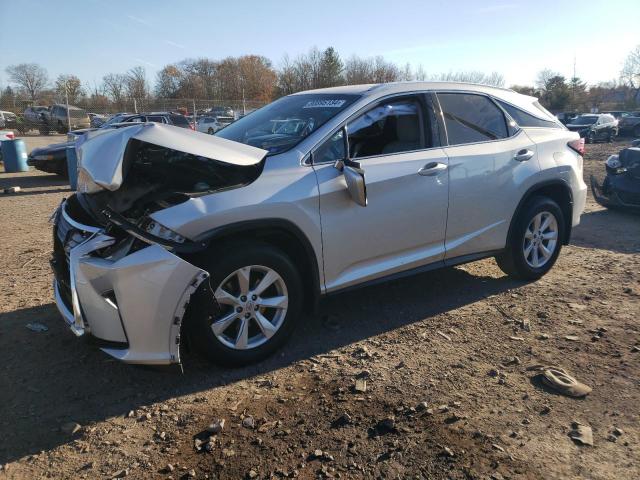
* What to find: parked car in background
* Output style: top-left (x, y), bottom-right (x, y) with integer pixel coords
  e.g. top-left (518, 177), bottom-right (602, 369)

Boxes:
top-left (66, 111), bottom-right (193, 142)
top-left (24, 106), bottom-right (49, 123)
top-left (602, 111), bottom-right (628, 122)
top-left (210, 106), bottom-right (235, 118)
top-left (28, 142), bottom-right (71, 176)
top-left (51, 82), bottom-right (586, 366)
top-left (0, 110), bottom-right (18, 130)
top-left (40, 104), bottom-right (91, 134)
top-left (566, 113), bottom-right (617, 143)
top-left (591, 142), bottom-right (640, 211)
top-left (88, 113), bottom-right (108, 128)
top-left (196, 116), bottom-right (222, 134)
top-left (618, 112), bottom-right (640, 137)
top-left (555, 112), bottom-right (578, 125)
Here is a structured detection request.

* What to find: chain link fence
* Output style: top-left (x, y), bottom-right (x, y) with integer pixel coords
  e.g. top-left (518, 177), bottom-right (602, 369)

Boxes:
top-left (0, 97), bottom-right (267, 135)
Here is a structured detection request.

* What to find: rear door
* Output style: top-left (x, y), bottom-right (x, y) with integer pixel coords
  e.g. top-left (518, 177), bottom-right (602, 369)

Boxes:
top-left (314, 93), bottom-right (450, 292)
top-left (436, 92), bottom-right (541, 259)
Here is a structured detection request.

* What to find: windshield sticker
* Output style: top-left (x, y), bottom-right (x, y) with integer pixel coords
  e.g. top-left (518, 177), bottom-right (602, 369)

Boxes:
top-left (302, 99), bottom-right (346, 109)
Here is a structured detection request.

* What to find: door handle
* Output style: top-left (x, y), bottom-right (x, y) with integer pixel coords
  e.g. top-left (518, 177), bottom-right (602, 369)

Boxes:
top-left (514, 149), bottom-right (534, 162)
top-left (418, 162), bottom-right (448, 176)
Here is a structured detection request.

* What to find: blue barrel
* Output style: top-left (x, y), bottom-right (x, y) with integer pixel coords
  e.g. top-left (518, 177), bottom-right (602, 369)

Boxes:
top-left (1, 139), bottom-right (29, 172)
top-left (66, 146), bottom-right (78, 190)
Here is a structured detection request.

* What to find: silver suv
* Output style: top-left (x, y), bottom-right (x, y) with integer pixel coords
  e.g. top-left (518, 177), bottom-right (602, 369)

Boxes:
top-left (52, 82), bottom-right (587, 366)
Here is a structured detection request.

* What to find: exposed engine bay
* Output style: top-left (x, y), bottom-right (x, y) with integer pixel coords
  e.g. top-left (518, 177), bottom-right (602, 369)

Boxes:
top-left (73, 123), bottom-right (267, 248)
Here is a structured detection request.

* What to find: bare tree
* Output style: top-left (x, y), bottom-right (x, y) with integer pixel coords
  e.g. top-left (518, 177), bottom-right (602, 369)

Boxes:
top-left (432, 71), bottom-right (505, 87)
top-left (620, 45), bottom-right (640, 101)
top-left (5, 63), bottom-right (49, 101)
top-left (55, 74), bottom-right (84, 104)
top-left (102, 73), bottom-right (127, 110)
top-left (125, 66), bottom-right (149, 103)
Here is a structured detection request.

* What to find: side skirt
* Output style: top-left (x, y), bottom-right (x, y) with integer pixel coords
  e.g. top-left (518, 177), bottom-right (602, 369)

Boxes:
top-left (323, 249), bottom-right (503, 297)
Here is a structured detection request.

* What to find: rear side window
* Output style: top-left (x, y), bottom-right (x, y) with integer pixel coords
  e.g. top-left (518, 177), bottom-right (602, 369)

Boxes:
top-left (438, 93), bottom-right (508, 145)
top-left (496, 100), bottom-right (561, 129)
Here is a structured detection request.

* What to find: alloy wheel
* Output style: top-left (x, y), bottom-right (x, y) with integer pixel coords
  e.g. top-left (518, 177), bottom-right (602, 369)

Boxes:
top-left (523, 211), bottom-right (558, 268)
top-left (210, 265), bottom-right (288, 350)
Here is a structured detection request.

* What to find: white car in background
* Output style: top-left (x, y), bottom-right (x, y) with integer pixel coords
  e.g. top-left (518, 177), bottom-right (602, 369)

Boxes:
top-left (51, 81), bottom-right (587, 367)
top-left (197, 116), bottom-right (222, 134)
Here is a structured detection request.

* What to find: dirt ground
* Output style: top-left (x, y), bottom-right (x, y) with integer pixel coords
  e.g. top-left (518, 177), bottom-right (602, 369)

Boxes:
top-left (0, 137), bottom-right (638, 480)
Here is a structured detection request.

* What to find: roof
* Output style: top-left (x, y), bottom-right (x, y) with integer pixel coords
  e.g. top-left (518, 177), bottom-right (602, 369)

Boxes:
top-left (292, 81), bottom-right (554, 123)
top-left (294, 81), bottom-right (517, 97)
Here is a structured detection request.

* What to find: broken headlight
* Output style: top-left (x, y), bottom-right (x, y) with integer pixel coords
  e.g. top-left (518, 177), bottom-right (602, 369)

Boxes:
top-left (144, 220), bottom-right (186, 243)
top-left (77, 169), bottom-right (104, 194)
top-left (605, 155), bottom-right (626, 175)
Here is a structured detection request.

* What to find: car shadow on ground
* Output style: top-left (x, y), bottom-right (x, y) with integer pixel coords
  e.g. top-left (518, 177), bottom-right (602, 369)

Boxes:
top-left (0, 265), bottom-right (522, 463)
top-left (572, 208), bottom-right (640, 254)
top-left (0, 173), bottom-right (69, 190)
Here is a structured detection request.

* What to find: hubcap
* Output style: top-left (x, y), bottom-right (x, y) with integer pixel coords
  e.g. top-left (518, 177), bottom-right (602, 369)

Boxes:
top-left (523, 211), bottom-right (558, 268)
top-left (210, 265), bottom-right (288, 350)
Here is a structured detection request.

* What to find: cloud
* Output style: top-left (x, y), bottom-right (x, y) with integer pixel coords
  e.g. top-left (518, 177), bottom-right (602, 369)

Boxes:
top-left (126, 14), bottom-right (150, 26)
top-left (165, 40), bottom-right (186, 50)
top-left (132, 58), bottom-right (158, 68)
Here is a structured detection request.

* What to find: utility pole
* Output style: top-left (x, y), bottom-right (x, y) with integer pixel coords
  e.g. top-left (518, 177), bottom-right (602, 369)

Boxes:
top-left (65, 80), bottom-right (71, 133)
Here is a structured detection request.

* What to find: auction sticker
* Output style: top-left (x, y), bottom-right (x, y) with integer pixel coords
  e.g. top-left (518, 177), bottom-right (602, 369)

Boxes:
top-left (302, 99), bottom-right (346, 108)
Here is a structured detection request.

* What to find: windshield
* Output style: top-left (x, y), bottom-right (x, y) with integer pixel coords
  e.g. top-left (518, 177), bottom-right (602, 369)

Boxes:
top-left (215, 93), bottom-right (360, 155)
top-left (571, 116), bottom-right (598, 125)
top-left (68, 108), bottom-right (87, 118)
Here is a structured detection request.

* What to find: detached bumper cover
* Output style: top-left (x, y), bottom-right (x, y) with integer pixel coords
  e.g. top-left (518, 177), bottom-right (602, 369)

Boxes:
top-left (51, 201), bottom-right (209, 364)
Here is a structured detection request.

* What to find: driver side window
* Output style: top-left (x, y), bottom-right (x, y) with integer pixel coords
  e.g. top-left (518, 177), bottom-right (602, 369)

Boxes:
top-left (347, 99), bottom-right (425, 158)
top-left (313, 129), bottom-right (346, 164)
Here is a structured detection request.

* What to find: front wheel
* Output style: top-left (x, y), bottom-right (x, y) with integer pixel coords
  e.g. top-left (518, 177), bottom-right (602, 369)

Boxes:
top-left (496, 196), bottom-right (565, 280)
top-left (207, 127), bottom-right (214, 135)
top-left (586, 131), bottom-right (595, 144)
top-left (185, 242), bottom-right (303, 365)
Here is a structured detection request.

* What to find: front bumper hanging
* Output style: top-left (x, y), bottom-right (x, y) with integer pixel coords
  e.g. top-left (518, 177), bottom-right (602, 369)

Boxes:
top-left (52, 201), bottom-right (209, 364)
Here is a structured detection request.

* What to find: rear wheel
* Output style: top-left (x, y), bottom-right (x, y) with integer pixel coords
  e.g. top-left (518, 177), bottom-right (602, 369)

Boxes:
top-left (496, 196), bottom-right (565, 280)
top-left (185, 242), bottom-right (303, 365)
top-left (207, 127), bottom-right (214, 134)
top-left (586, 131), bottom-right (595, 144)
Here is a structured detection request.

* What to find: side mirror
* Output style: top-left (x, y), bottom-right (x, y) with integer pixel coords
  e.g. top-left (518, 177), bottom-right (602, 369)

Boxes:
top-left (334, 159), bottom-right (367, 207)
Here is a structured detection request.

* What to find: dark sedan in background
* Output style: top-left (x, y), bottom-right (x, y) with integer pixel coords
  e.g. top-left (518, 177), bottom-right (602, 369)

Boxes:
top-left (566, 113), bottom-right (618, 143)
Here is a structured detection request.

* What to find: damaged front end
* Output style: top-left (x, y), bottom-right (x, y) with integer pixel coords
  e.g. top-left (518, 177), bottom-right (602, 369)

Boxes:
top-left (590, 147), bottom-right (640, 212)
top-left (51, 123), bottom-right (267, 364)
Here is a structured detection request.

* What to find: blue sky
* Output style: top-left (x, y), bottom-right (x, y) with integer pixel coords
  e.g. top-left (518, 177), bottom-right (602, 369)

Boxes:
top-left (1, 0), bottom-right (638, 90)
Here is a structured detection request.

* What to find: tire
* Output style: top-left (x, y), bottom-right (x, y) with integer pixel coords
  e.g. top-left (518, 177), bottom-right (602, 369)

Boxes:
top-left (39, 125), bottom-right (50, 136)
top-left (586, 131), bottom-right (595, 144)
top-left (57, 121), bottom-right (67, 134)
top-left (608, 130), bottom-right (614, 143)
top-left (496, 196), bottom-right (565, 280)
top-left (185, 241), bottom-right (303, 366)
top-left (207, 127), bottom-right (214, 135)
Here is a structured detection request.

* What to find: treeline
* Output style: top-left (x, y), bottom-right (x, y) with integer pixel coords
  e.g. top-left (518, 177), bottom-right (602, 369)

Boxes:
top-left (2, 45), bottom-right (639, 113)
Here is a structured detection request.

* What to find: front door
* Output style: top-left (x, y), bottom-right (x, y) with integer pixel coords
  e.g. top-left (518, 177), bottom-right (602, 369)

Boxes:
top-left (313, 95), bottom-right (449, 292)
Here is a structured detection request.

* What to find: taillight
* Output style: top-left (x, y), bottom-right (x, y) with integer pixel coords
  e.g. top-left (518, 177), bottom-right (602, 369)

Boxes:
top-left (568, 138), bottom-right (585, 156)
top-left (7, 132), bottom-right (15, 140)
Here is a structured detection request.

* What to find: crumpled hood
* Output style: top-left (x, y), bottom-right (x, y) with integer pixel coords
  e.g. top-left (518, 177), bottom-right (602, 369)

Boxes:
top-left (76, 122), bottom-right (267, 191)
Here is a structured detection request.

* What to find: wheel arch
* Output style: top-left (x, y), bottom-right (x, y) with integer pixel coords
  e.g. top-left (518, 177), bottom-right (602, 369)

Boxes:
top-left (508, 180), bottom-right (574, 246)
top-left (194, 219), bottom-right (321, 312)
